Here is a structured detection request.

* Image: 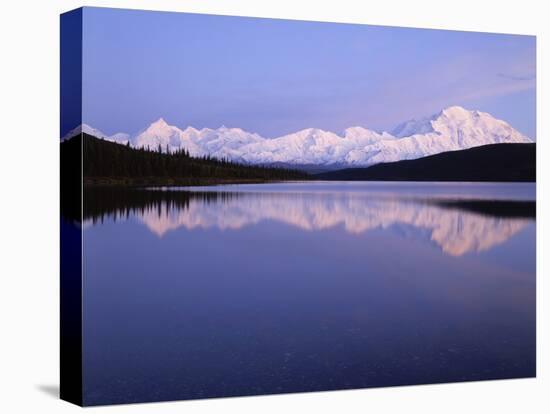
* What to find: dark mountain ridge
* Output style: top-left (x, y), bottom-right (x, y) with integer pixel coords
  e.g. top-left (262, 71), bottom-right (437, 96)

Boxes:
top-left (316, 143), bottom-right (535, 182)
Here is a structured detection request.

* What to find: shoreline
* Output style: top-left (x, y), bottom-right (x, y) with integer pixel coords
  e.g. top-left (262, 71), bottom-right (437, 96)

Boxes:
top-left (83, 177), bottom-right (296, 187)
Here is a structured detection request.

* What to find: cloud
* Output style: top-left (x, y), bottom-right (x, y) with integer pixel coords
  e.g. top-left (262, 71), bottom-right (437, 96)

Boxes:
top-left (497, 72), bottom-right (536, 81)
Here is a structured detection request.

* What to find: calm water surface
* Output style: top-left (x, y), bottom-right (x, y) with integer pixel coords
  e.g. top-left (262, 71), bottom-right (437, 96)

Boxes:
top-left (82, 181), bottom-right (536, 405)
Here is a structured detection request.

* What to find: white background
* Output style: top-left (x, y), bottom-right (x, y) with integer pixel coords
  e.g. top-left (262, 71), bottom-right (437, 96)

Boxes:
top-left (0, 0), bottom-right (547, 412)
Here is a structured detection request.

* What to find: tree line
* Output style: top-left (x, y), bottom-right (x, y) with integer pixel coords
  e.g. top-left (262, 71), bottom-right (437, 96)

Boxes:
top-left (75, 133), bottom-right (309, 185)
top-left (81, 186), bottom-right (240, 224)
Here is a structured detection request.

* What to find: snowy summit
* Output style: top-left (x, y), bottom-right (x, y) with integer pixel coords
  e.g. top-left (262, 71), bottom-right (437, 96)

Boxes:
top-left (62, 106), bottom-right (532, 168)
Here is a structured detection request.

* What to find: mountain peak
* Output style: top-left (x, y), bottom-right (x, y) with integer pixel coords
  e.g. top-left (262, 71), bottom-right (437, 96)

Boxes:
top-left (148, 118), bottom-right (170, 129)
top-left (439, 105), bottom-right (470, 118)
top-left (392, 106), bottom-right (480, 138)
top-left (183, 126), bottom-right (199, 134)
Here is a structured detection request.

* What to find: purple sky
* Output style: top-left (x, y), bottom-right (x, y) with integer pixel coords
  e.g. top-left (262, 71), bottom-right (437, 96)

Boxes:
top-left (77, 7), bottom-right (536, 139)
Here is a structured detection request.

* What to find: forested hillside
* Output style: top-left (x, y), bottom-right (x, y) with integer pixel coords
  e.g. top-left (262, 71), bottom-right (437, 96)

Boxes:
top-left (316, 143), bottom-right (536, 182)
top-left (62, 133), bottom-right (309, 186)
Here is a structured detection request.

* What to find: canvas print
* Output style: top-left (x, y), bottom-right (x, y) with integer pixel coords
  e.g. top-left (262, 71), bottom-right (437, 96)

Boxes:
top-left (60, 7), bottom-right (536, 406)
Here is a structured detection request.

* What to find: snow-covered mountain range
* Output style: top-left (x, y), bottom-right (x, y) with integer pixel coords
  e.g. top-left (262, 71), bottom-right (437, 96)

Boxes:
top-left (62, 106), bottom-right (532, 168)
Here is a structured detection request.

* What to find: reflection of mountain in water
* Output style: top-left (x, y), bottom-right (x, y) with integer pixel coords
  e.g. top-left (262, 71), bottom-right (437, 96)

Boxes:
top-left (106, 191), bottom-right (532, 257)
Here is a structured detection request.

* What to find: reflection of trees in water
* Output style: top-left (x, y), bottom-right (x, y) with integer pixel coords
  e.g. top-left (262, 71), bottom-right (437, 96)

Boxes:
top-left (75, 187), bottom-right (535, 256)
top-left (65, 187), bottom-right (239, 225)
top-left (432, 199), bottom-right (535, 218)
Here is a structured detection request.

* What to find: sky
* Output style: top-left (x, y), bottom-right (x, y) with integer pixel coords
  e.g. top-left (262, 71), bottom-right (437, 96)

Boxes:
top-left (69, 7), bottom-right (536, 139)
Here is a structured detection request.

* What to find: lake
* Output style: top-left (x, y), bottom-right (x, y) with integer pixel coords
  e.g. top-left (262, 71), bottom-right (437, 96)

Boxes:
top-left (81, 181), bottom-right (536, 405)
